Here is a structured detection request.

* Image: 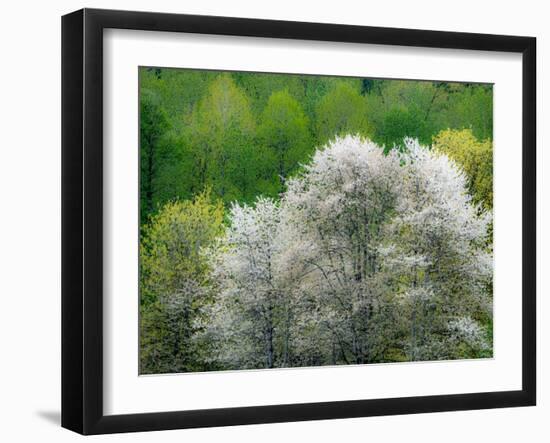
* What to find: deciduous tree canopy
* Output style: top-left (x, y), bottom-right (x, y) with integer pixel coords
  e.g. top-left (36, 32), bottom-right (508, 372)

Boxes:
top-left (139, 68), bottom-right (493, 221)
top-left (138, 68), bottom-right (493, 374)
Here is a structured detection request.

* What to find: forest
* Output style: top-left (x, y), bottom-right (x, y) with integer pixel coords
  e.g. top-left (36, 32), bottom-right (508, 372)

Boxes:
top-left (139, 67), bottom-right (493, 374)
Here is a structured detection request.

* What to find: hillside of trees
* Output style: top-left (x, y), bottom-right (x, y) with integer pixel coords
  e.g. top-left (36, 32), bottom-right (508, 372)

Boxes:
top-left (139, 67), bottom-right (493, 374)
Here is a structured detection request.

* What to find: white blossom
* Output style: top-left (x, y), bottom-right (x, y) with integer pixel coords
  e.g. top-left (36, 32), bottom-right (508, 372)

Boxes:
top-left (207, 135), bottom-right (493, 367)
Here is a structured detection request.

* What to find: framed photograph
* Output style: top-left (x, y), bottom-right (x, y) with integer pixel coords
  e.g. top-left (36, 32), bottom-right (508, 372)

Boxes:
top-left (61, 8), bottom-right (536, 435)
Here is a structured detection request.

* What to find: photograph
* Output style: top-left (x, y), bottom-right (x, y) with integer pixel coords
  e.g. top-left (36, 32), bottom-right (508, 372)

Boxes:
top-left (0, 0), bottom-right (544, 440)
top-left (138, 67), bottom-right (494, 375)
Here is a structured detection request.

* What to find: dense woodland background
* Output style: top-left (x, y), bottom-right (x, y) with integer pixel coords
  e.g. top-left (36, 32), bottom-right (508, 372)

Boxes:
top-left (139, 67), bottom-right (493, 374)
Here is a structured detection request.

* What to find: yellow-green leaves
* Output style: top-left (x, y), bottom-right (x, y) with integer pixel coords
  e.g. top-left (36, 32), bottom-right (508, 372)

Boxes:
top-left (189, 75), bottom-right (257, 201)
top-left (140, 190), bottom-right (224, 306)
top-left (258, 90), bottom-right (312, 191)
top-left (433, 128), bottom-right (493, 210)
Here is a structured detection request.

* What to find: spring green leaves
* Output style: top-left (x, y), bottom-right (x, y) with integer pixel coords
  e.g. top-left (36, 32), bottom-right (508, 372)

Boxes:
top-left (138, 68), bottom-right (493, 373)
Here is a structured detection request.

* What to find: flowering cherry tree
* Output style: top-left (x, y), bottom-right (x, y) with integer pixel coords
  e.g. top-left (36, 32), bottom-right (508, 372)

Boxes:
top-left (207, 135), bottom-right (493, 368)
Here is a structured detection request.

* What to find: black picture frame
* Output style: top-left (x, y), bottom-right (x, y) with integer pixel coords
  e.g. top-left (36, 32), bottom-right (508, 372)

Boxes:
top-left (61, 8), bottom-right (536, 435)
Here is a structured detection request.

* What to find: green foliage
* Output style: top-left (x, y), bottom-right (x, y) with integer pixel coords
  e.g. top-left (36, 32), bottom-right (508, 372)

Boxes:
top-left (140, 67), bottom-right (215, 132)
top-left (379, 107), bottom-right (426, 151)
top-left (315, 82), bottom-right (372, 144)
top-left (138, 67), bottom-right (494, 373)
top-left (441, 84), bottom-right (493, 141)
top-left (140, 284), bottom-right (221, 374)
top-left (140, 190), bottom-right (224, 305)
top-left (367, 80), bottom-right (445, 147)
top-left (139, 190), bottom-right (224, 373)
top-left (366, 80), bottom-right (493, 150)
top-left (233, 72), bottom-right (306, 115)
top-left (433, 128), bottom-right (493, 209)
top-left (188, 75), bottom-right (258, 202)
top-left (258, 90), bottom-right (313, 192)
top-left (139, 68), bottom-right (493, 216)
top-left (139, 89), bottom-right (170, 225)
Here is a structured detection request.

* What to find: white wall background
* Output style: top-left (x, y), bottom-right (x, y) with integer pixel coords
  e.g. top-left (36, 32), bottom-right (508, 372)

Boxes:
top-left (0, 0), bottom-right (546, 441)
